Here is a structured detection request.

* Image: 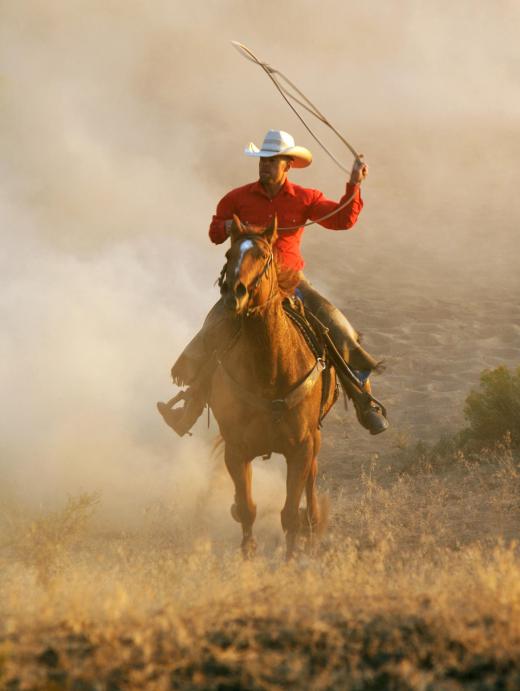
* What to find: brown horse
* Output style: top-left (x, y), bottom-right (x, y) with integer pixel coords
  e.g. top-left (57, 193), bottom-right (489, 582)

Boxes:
top-left (209, 215), bottom-right (337, 559)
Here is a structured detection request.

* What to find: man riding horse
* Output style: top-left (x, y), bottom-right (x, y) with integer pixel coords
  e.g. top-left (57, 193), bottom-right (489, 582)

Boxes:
top-left (159, 129), bottom-right (389, 436)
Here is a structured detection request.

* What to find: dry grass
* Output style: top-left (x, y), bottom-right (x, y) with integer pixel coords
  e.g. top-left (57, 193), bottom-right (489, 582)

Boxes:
top-left (1, 441), bottom-right (520, 689)
top-left (1, 493), bottom-right (100, 589)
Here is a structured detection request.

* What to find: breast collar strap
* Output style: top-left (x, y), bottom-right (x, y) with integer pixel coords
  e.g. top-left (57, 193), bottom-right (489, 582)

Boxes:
top-left (217, 356), bottom-right (326, 421)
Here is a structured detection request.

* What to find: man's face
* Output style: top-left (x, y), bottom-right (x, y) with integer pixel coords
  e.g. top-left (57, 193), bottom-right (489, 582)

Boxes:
top-left (258, 155), bottom-right (291, 185)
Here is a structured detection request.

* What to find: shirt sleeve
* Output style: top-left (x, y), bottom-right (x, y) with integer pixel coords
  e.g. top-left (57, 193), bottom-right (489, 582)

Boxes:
top-left (209, 191), bottom-right (236, 244)
top-left (308, 182), bottom-right (363, 230)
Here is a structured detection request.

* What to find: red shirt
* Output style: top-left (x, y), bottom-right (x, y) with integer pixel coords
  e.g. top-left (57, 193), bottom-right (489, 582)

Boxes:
top-left (208, 179), bottom-right (363, 270)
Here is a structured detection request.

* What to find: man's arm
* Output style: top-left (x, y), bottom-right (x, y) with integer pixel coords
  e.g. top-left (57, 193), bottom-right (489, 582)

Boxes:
top-left (308, 156), bottom-right (368, 230)
top-left (209, 191), bottom-right (236, 244)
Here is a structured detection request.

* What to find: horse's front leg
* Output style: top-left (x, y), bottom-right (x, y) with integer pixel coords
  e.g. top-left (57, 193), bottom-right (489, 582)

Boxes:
top-left (281, 439), bottom-right (314, 560)
top-left (300, 454), bottom-right (321, 554)
top-left (224, 444), bottom-right (257, 558)
top-left (301, 431), bottom-right (323, 554)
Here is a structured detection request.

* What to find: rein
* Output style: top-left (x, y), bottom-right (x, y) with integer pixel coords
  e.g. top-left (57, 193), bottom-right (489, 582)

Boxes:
top-left (245, 247), bottom-right (275, 316)
top-left (246, 252), bottom-right (276, 317)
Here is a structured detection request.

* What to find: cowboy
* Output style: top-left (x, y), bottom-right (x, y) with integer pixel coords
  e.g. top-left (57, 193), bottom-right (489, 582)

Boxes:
top-left (158, 130), bottom-right (389, 436)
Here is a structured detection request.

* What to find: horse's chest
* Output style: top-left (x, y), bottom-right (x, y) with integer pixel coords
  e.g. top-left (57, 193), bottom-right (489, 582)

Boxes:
top-left (218, 408), bottom-right (308, 457)
top-left (209, 355), bottom-right (317, 456)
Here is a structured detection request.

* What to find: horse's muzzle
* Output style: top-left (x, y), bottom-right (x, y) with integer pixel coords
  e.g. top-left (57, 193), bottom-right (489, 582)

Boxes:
top-left (224, 282), bottom-right (248, 314)
top-left (224, 294), bottom-right (239, 312)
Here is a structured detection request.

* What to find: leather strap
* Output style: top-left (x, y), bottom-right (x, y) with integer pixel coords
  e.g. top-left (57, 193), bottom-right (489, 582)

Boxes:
top-left (217, 357), bottom-right (325, 420)
top-left (282, 298), bottom-right (335, 425)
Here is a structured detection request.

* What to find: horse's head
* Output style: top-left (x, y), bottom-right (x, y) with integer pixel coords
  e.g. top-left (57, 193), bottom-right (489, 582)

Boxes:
top-left (220, 215), bottom-right (278, 316)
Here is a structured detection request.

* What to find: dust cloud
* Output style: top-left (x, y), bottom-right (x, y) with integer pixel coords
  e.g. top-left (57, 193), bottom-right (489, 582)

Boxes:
top-left (0, 0), bottom-right (519, 525)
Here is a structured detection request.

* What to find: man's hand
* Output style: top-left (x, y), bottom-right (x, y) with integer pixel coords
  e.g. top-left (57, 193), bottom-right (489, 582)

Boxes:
top-left (349, 155), bottom-right (368, 185)
top-left (225, 219), bottom-right (251, 235)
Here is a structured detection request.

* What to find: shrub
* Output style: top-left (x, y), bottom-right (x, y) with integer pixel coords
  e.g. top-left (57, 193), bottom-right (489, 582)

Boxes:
top-left (463, 365), bottom-right (520, 447)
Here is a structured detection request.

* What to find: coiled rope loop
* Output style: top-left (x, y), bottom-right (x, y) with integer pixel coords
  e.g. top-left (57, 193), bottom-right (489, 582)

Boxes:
top-left (231, 42), bottom-right (363, 231)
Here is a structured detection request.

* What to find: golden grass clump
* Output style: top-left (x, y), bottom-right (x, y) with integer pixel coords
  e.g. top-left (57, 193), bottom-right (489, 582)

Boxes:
top-left (0, 492), bottom-right (99, 588)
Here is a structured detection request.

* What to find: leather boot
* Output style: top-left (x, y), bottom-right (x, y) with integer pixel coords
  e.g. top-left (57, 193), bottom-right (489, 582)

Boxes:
top-left (352, 390), bottom-right (389, 435)
top-left (157, 387), bottom-right (206, 437)
top-left (337, 372), bottom-right (389, 436)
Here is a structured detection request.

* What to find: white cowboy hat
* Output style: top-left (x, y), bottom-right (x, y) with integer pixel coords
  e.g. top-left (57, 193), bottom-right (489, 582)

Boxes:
top-left (244, 129), bottom-right (312, 168)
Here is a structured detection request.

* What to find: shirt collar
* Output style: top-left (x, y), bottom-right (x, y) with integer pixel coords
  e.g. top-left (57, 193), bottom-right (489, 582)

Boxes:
top-left (282, 178), bottom-right (297, 197)
top-left (251, 177), bottom-right (297, 199)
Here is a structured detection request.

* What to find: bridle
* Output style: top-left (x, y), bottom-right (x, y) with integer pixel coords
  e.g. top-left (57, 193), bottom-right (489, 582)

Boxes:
top-left (218, 234), bottom-right (277, 317)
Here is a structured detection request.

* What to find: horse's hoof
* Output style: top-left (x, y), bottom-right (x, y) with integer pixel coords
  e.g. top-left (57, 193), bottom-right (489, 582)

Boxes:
top-left (230, 503), bottom-right (240, 523)
top-left (285, 533), bottom-right (298, 561)
top-left (241, 537), bottom-right (257, 560)
top-left (298, 508), bottom-right (311, 536)
top-left (304, 534), bottom-right (318, 557)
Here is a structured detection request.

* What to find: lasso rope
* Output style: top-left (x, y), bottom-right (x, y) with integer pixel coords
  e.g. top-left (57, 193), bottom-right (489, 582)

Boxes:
top-left (231, 41), bottom-right (360, 169)
top-left (231, 41), bottom-right (364, 231)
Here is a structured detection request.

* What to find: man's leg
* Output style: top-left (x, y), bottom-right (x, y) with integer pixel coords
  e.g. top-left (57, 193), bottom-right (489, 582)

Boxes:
top-left (297, 277), bottom-right (388, 435)
top-left (157, 299), bottom-right (232, 436)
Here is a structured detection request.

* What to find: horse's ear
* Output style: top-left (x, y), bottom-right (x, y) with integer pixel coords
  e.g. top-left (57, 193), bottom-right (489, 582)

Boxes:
top-left (263, 214), bottom-right (278, 245)
top-left (229, 214), bottom-right (244, 243)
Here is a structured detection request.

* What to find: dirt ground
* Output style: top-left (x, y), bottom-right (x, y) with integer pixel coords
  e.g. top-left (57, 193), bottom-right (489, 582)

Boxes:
top-left (319, 250), bottom-right (520, 480)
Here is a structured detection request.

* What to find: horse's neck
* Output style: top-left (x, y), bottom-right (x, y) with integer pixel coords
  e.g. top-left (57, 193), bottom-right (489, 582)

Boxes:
top-left (239, 300), bottom-right (305, 389)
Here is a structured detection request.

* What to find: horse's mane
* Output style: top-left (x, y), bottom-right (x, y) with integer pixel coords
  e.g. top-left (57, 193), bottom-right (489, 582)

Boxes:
top-left (275, 261), bottom-right (300, 298)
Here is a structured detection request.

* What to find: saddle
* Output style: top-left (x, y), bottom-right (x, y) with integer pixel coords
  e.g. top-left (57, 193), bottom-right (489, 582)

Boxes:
top-left (282, 296), bottom-right (387, 421)
top-left (281, 296), bottom-right (336, 425)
